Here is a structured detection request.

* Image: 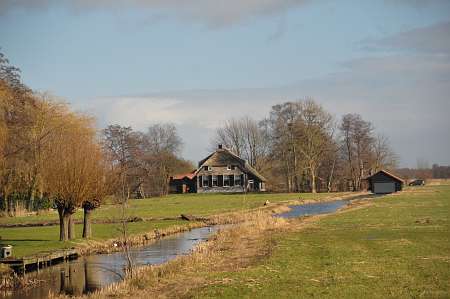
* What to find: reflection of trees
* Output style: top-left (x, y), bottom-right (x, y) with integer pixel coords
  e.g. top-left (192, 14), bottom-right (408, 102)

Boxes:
top-left (58, 262), bottom-right (86, 296)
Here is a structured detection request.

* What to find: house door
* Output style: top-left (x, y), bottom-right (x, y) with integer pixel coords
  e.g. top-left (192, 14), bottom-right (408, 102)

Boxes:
top-left (373, 182), bottom-right (395, 194)
top-left (248, 180), bottom-right (254, 191)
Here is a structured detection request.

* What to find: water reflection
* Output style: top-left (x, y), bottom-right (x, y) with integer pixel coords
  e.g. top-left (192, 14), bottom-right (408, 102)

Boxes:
top-left (1, 226), bottom-right (217, 299)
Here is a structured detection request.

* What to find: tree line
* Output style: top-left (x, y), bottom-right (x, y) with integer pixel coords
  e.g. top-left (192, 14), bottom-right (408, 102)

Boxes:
top-left (397, 164), bottom-right (450, 180)
top-left (213, 99), bottom-right (398, 192)
top-left (0, 51), bottom-right (190, 241)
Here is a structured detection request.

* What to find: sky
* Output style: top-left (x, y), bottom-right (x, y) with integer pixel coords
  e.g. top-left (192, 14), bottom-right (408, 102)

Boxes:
top-left (1, 0), bottom-right (450, 167)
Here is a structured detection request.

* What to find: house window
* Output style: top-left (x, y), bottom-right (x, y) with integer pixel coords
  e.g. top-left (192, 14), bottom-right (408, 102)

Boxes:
top-left (203, 176), bottom-right (209, 187)
top-left (199, 175), bottom-right (203, 187)
top-left (212, 175), bottom-right (218, 187)
top-left (203, 166), bottom-right (212, 171)
top-left (227, 165), bottom-right (231, 170)
top-left (223, 175), bottom-right (230, 187)
top-left (234, 175), bottom-right (241, 186)
top-left (229, 175), bottom-right (235, 186)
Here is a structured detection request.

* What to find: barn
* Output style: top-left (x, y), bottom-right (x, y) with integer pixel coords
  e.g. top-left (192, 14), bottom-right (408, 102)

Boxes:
top-left (366, 170), bottom-right (404, 194)
top-left (169, 172), bottom-right (197, 193)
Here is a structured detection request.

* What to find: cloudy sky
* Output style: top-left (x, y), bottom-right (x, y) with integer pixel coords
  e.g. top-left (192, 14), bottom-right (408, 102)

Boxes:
top-left (1, 0), bottom-right (450, 167)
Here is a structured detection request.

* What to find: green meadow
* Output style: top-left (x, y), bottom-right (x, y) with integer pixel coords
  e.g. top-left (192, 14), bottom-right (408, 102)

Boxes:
top-left (192, 185), bottom-right (450, 298)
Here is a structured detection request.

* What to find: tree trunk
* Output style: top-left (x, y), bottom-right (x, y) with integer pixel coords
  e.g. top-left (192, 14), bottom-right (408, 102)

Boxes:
top-left (4, 193), bottom-right (9, 215)
top-left (58, 207), bottom-right (69, 241)
top-left (82, 207), bottom-right (92, 239)
top-left (28, 188), bottom-right (35, 211)
top-left (311, 171), bottom-right (317, 193)
top-left (68, 214), bottom-right (75, 240)
top-left (328, 157), bottom-right (336, 192)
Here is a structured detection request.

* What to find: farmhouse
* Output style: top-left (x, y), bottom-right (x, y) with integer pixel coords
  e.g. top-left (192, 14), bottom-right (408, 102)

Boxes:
top-left (366, 170), bottom-right (404, 194)
top-left (169, 145), bottom-right (267, 193)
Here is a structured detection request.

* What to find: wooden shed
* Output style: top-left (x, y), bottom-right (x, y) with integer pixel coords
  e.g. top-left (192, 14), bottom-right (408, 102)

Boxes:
top-left (366, 170), bottom-right (404, 194)
top-left (169, 172), bottom-right (197, 194)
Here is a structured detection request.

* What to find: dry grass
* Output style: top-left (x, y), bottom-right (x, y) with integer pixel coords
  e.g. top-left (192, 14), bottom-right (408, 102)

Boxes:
top-left (425, 179), bottom-right (450, 186)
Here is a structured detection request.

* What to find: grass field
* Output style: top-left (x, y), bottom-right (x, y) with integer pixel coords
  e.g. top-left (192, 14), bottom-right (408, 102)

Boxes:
top-left (189, 185), bottom-right (450, 298)
top-left (0, 192), bottom-right (338, 257)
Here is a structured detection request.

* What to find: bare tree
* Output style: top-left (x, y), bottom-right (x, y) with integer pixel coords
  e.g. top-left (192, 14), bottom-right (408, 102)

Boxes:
top-left (294, 100), bottom-right (335, 193)
top-left (212, 116), bottom-right (269, 173)
top-left (139, 123), bottom-right (183, 196)
top-left (265, 102), bottom-right (303, 192)
top-left (371, 134), bottom-right (398, 172)
top-left (213, 119), bottom-right (245, 157)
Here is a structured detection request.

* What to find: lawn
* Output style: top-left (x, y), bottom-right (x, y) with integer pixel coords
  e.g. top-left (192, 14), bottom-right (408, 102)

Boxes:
top-left (0, 192), bottom-right (340, 258)
top-left (192, 185), bottom-right (450, 298)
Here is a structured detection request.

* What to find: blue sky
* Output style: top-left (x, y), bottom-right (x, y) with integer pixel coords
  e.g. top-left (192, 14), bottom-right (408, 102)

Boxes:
top-left (1, 0), bottom-right (450, 167)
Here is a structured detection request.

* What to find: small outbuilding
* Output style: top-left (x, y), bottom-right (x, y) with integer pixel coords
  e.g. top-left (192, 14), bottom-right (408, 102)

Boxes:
top-left (366, 170), bottom-right (404, 194)
top-left (169, 172), bottom-right (197, 193)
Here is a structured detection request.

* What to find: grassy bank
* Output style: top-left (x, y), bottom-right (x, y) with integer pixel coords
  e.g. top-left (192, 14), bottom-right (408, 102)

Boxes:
top-left (0, 192), bottom-right (341, 258)
top-left (83, 185), bottom-right (449, 298)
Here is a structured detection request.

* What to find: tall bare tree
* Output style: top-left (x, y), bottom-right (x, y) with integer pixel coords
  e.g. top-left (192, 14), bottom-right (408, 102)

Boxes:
top-left (213, 116), bottom-right (269, 172)
top-left (339, 113), bottom-right (375, 191)
top-left (294, 100), bottom-right (335, 193)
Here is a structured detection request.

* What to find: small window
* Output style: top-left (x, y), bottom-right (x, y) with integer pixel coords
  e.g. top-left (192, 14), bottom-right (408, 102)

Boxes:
top-left (227, 165), bottom-right (231, 170)
top-left (203, 165), bottom-right (212, 171)
top-left (223, 175), bottom-right (230, 187)
top-left (234, 175), bottom-right (241, 186)
top-left (212, 175), bottom-right (218, 187)
top-left (203, 176), bottom-right (209, 187)
top-left (208, 166), bottom-right (212, 171)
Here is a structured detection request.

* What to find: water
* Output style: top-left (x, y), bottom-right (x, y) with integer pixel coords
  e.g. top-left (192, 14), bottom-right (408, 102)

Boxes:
top-left (1, 226), bottom-right (218, 299)
top-left (276, 200), bottom-right (349, 218)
